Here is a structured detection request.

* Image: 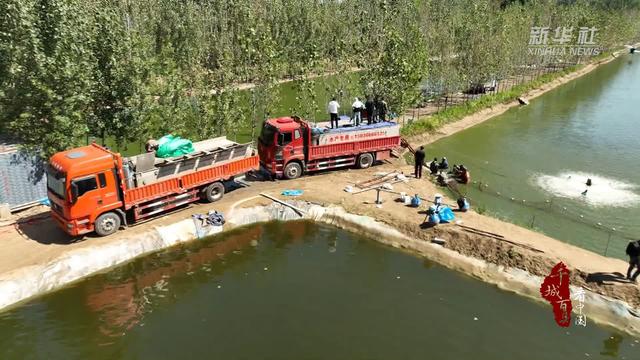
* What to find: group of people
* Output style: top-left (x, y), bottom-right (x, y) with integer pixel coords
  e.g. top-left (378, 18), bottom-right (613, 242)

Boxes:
top-left (413, 147), bottom-right (471, 185)
top-left (327, 96), bottom-right (388, 128)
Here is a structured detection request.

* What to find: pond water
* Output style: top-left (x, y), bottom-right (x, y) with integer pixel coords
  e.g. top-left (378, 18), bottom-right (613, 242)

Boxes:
top-left (427, 56), bottom-right (640, 259)
top-left (0, 222), bottom-right (637, 359)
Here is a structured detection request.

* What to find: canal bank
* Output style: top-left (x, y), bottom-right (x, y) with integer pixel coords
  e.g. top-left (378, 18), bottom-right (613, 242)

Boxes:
top-left (423, 49), bottom-right (640, 259)
top-left (404, 44), bottom-right (640, 147)
top-left (1, 161), bottom-right (640, 337)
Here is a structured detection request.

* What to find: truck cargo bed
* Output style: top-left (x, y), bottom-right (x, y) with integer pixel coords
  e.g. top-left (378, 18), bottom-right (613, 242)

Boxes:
top-left (124, 137), bottom-right (252, 189)
top-left (123, 155), bottom-right (259, 209)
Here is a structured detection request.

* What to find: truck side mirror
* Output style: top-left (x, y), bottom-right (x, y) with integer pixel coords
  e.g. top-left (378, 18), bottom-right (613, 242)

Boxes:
top-left (278, 133), bottom-right (284, 146)
top-left (71, 182), bottom-right (79, 204)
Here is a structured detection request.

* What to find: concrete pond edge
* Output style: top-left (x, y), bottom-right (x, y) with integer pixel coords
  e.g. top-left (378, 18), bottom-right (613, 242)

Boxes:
top-left (0, 200), bottom-right (639, 337)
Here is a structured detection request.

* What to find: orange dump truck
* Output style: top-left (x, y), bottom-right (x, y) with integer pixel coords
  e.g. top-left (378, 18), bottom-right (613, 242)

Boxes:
top-left (46, 137), bottom-right (259, 237)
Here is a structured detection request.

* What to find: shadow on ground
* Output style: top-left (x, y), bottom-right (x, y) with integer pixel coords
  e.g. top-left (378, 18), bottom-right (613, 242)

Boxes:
top-left (585, 272), bottom-right (633, 285)
top-left (15, 213), bottom-right (75, 245)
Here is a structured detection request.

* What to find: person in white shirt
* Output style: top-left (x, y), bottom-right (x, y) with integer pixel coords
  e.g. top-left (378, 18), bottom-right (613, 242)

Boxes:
top-left (351, 97), bottom-right (365, 126)
top-left (327, 97), bottom-right (340, 128)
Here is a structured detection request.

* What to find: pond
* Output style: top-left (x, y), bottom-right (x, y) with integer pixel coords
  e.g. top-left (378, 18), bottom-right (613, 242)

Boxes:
top-left (0, 221), bottom-right (637, 359)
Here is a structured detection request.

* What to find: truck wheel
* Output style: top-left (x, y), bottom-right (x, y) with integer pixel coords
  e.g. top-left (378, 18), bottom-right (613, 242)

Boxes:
top-left (204, 182), bottom-right (225, 202)
top-left (95, 212), bottom-right (121, 237)
top-left (357, 153), bottom-right (374, 169)
top-left (284, 162), bottom-right (302, 180)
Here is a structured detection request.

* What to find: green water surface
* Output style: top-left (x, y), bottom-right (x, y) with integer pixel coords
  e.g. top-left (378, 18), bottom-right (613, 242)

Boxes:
top-left (427, 56), bottom-right (640, 259)
top-left (0, 222), bottom-right (637, 359)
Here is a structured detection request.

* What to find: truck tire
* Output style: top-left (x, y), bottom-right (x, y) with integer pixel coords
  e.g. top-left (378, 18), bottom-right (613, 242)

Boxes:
top-left (204, 182), bottom-right (225, 202)
top-left (357, 153), bottom-right (374, 169)
top-left (284, 162), bottom-right (302, 180)
top-left (94, 212), bottom-right (121, 237)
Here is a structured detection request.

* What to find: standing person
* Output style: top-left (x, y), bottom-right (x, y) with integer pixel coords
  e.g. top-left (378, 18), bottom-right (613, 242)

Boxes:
top-left (352, 97), bottom-right (365, 126)
top-left (626, 239), bottom-right (640, 282)
top-left (414, 146), bottom-right (426, 179)
top-left (327, 97), bottom-right (340, 128)
top-left (373, 96), bottom-right (382, 123)
top-left (378, 98), bottom-right (388, 122)
top-left (365, 97), bottom-right (375, 125)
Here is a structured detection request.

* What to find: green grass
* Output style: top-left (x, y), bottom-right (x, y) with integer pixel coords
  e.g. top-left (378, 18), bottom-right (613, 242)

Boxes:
top-left (400, 64), bottom-right (582, 137)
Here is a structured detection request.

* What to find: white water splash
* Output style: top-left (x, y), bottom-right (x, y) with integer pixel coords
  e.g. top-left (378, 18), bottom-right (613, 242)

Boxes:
top-left (534, 172), bottom-right (640, 207)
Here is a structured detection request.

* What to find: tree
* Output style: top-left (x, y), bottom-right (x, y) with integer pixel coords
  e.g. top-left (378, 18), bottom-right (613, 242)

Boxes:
top-left (2, 0), bottom-right (94, 160)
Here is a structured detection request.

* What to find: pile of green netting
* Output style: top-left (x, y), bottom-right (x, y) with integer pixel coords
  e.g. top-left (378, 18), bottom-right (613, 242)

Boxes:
top-left (156, 135), bottom-right (195, 158)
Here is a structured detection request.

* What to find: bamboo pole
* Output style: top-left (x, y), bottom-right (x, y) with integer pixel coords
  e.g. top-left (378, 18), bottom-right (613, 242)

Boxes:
top-left (259, 193), bottom-right (307, 216)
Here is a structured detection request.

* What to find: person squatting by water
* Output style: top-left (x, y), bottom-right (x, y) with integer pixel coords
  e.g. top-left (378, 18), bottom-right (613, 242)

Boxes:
top-left (452, 164), bottom-right (470, 184)
top-left (328, 97), bottom-right (340, 128)
top-left (439, 157), bottom-right (449, 172)
top-left (352, 97), bottom-right (364, 126)
top-left (626, 239), bottom-right (640, 282)
top-left (430, 158), bottom-right (439, 175)
top-left (414, 146), bottom-right (426, 179)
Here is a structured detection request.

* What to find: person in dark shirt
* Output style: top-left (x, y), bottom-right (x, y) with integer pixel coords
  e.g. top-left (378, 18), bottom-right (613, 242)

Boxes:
top-left (414, 146), bottom-right (426, 179)
top-left (430, 157), bottom-right (439, 175)
top-left (375, 97), bottom-right (388, 122)
top-left (365, 97), bottom-right (375, 125)
top-left (626, 240), bottom-right (640, 282)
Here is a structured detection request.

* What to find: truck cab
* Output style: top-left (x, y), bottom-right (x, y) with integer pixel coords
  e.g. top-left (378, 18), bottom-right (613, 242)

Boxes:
top-left (258, 117), bottom-right (307, 179)
top-left (47, 144), bottom-right (123, 236)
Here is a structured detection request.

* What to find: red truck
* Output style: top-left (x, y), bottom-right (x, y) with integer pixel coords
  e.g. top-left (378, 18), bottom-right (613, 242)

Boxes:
top-left (46, 137), bottom-right (259, 237)
top-left (258, 116), bottom-right (401, 179)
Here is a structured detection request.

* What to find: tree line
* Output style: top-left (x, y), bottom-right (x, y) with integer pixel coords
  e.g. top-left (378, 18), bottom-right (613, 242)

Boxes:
top-left (1, 0), bottom-right (639, 161)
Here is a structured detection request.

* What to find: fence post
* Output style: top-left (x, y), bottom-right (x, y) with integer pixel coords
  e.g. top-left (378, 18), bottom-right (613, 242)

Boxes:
top-left (604, 229), bottom-right (615, 256)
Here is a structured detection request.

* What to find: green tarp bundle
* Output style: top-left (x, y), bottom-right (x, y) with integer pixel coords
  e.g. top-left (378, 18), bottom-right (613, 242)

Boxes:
top-left (156, 135), bottom-right (195, 158)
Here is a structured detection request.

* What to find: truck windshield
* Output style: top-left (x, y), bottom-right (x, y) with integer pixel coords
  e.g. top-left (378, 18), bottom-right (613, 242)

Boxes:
top-left (46, 165), bottom-right (66, 200)
top-left (260, 123), bottom-right (277, 146)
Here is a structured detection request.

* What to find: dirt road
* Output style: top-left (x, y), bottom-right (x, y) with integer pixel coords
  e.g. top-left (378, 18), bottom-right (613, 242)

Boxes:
top-left (2, 158), bottom-right (638, 308)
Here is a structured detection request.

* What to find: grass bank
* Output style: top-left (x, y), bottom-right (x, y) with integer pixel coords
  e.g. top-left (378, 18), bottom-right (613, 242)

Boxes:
top-left (401, 64), bottom-right (582, 137)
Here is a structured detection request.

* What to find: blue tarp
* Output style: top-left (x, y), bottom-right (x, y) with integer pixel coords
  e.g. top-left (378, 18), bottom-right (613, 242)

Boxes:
top-left (282, 189), bottom-right (304, 196)
top-left (312, 121), bottom-right (397, 135)
top-left (427, 205), bottom-right (455, 224)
